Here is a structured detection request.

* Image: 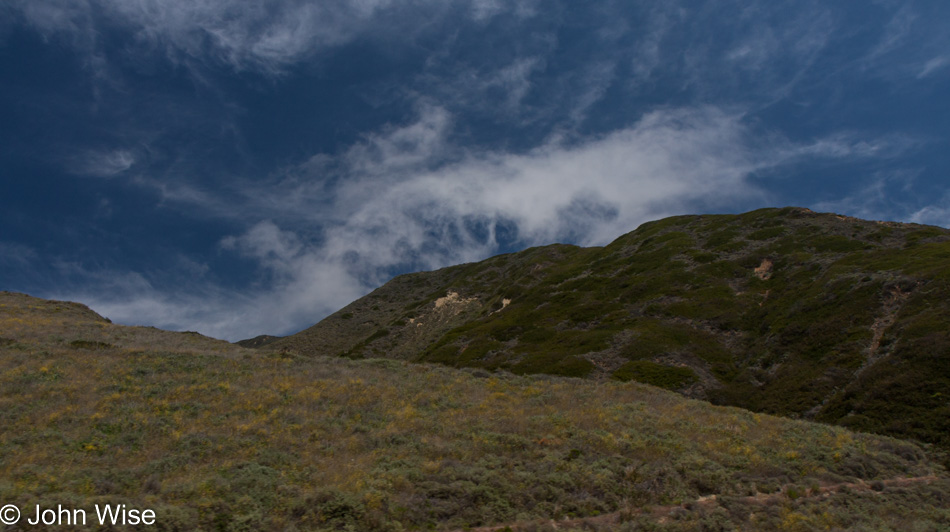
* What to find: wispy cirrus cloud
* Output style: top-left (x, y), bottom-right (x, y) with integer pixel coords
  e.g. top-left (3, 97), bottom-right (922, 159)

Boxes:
top-left (856, 2), bottom-right (950, 82)
top-left (60, 103), bottom-right (927, 340)
top-left (0, 242), bottom-right (39, 271)
top-left (908, 201), bottom-right (950, 228)
top-left (812, 166), bottom-right (950, 230)
top-left (7, 0), bottom-right (540, 76)
top-left (70, 149), bottom-right (137, 177)
top-left (7, 0), bottom-right (947, 343)
top-left (918, 56), bottom-right (950, 79)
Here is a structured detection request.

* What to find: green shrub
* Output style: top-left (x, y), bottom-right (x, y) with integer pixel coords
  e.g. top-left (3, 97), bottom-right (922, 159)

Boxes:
top-left (748, 227), bottom-right (786, 240)
top-left (365, 328), bottom-right (390, 342)
top-left (810, 235), bottom-right (869, 253)
top-left (511, 352), bottom-right (596, 377)
top-left (612, 361), bottom-right (698, 390)
top-left (69, 340), bottom-right (113, 350)
top-left (704, 230), bottom-right (739, 249)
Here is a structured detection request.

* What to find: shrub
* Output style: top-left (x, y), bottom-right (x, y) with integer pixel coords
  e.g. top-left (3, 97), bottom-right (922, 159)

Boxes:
top-left (612, 361), bottom-right (698, 390)
top-left (69, 340), bottom-right (113, 350)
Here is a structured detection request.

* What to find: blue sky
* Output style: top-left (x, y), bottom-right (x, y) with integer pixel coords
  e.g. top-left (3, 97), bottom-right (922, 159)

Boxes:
top-left (1, 0), bottom-right (948, 341)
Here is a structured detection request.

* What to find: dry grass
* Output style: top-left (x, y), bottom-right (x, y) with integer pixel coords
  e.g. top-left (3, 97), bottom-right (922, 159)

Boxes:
top-left (1, 292), bottom-right (947, 530)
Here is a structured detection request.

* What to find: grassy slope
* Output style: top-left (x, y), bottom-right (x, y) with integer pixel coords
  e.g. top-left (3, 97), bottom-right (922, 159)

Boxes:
top-left (271, 207), bottom-right (950, 457)
top-left (1, 292), bottom-right (948, 530)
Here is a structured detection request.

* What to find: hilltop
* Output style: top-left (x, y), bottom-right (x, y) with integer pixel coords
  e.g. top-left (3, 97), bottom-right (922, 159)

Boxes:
top-left (1, 290), bottom-right (948, 530)
top-left (269, 207), bottom-right (950, 456)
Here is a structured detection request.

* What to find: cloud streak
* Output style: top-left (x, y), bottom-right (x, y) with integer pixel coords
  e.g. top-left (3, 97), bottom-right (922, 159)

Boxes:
top-left (71, 149), bottom-right (137, 177)
top-left (7, 0), bottom-right (947, 343)
top-left (8, 0), bottom-right (541, 76)
top-left (60, 104), bottom-right (922, 341)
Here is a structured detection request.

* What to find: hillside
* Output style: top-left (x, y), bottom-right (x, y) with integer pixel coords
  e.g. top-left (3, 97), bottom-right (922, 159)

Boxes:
top-left (270, 207), bottom-right (950, 456)
top-left (235, 334), bottom-right (283, 348)
top-left (1, 291), bottom-right (949, 530)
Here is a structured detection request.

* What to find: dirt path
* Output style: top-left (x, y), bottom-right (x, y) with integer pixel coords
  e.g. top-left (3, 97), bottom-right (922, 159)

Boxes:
top-left (448, 475), bottom-right (941, 532)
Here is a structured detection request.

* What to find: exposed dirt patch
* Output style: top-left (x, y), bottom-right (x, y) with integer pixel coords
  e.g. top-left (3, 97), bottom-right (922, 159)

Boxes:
top-left (434, 291), bottom-right (478, 311)
top-left (753, 258), bottom-right (773, 280)
top-left (859, 282), bottom-right (912, 376)
top-left (489, 297), bottom-right (512, 315)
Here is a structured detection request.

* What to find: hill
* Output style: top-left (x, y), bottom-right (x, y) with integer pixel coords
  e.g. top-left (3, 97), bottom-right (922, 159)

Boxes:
top-left (235, 334), bottom-right (283, 348)
top-left (270, 207), bottom-right (950, 456)
top-left (1, 290), bottom-right (948, 530)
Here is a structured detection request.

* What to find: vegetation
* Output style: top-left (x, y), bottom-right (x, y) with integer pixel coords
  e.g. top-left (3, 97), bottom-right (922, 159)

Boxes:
top-left (1, 292), bottom-right (948, 530)
top-left (270, 207), bottom-right (950, 462)
top-left (612, 361), bottom-right (698, 390)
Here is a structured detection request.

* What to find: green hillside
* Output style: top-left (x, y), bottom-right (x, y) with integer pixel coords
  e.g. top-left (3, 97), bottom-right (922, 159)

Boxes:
top-left (1, 291), bottom-right (949, 530)
top-left (271, 207), bottom-right (950, 456)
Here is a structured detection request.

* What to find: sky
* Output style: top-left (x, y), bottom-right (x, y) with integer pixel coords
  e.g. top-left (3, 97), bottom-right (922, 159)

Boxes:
top-left (1, 0), bottom-right (949, 341)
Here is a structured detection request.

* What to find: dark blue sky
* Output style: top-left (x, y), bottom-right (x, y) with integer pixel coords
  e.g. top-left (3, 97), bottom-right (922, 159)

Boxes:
top-left (2, 0), bottom-right (948, 340)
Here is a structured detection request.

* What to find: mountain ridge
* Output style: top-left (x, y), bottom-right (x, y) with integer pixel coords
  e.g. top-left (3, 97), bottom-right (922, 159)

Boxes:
top-left (269, 207), bottom-right (950, 456)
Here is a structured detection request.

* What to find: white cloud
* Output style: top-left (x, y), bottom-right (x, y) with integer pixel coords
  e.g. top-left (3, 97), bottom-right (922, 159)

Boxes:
top-left (242, 105), bottom-right (775, 251)
top-left (918, 55), bottom-right (950, 79)
top-left (908, 205), bottom-right (950, 228)
top-left (811, 174), bottom-right (895, 222)
top-left (468, 0), bottom-right (541, 21)
top-left (8, 1), bottom-right (93, 37)
top-left (8, 0), bottom-right (530, 75)
top-left (568, 61), bottom-right (616, 125)
top-left (414, 52), bottom-right (554, 126)
top-left (72, 149), bottom-right (136, 177)
top-left (470, 0), bottom-right (504, 21)
top-left (864, 4), bottom-right (917, 64)
top-left (786, 133), bottom-right (919, 161)
top-left (0, 241), bottom-right (39, 271)
top-left (344, 106), bottom-right (760, 249)
top-left (810, 169), bottom-right (950, 229)
top-left (486, 57), bottom-right (544, 111)
top-left (52, 105), bottom-right (768, 339)
top-left (341, 103), bottom-right (454, 178)
top-left (221, 220), bottom-right (302, 271)
top-left (46, 102), bottom-right (931, 341)
top-left (908, 203), bottom-right (950, 228)
top-left (857, 3), bottom-right (950, 82)
top-left (14, 0), bottom-right (945, 341)
top-left (48, 251), bottom-right (366, 341)
top-left (99, 0), bottom-right (397, 73)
